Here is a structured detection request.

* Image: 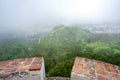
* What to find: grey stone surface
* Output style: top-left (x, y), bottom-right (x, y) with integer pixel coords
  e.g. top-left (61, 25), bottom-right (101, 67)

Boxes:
top-left (71, 74), bottom-right (92, 80)
top-left (47, 77), bottom-right (70, 80)
top-left (0, 71), bottom-right (41, 80)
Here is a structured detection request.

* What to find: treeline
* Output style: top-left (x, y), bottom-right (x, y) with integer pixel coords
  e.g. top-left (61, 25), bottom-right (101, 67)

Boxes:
top-left (0, 25), bottom-right (120, 77)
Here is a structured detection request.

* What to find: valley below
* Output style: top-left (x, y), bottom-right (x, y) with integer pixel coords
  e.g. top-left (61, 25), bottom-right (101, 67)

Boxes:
top-left (0, 24), bottom-right (120, 77)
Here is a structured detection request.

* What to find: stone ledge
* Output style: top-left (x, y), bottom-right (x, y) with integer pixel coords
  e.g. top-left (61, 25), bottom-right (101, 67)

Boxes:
top-left (0, 57), bottom-right (43, 75)
top-left (71, 57), bottom-right (120, 80)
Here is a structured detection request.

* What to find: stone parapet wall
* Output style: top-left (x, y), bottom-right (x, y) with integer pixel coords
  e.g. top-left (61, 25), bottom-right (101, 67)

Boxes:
top-left (0, 57), bottom-right (45, 80)
top-left (71, 57), bottom-right (120, 80)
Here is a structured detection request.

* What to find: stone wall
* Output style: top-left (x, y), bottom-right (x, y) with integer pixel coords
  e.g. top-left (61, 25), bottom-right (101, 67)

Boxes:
top-left (0, 71), bottom-right (41, 80)
top-left (1, 57), bottom-right (120, 80)
top-left (0, 57), bottom-right (45, 80)
top-left (71, 57), bottom-right (120, 80)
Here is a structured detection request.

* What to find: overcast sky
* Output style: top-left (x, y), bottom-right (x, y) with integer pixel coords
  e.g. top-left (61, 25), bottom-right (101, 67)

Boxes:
top-left (0, 0), bottom-right (120, 30)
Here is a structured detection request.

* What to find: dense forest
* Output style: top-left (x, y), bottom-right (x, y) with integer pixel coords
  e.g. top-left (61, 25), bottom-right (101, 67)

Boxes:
top-left (0, 25), bottom-right (120, 77)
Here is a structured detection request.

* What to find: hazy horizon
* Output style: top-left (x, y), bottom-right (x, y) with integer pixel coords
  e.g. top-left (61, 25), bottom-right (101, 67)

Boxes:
top-left (0, 0), bottom-right (120, 32)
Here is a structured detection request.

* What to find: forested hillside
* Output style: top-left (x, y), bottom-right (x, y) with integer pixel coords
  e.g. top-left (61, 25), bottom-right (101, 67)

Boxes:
top-left (0, 25), bottom-right (120, 77)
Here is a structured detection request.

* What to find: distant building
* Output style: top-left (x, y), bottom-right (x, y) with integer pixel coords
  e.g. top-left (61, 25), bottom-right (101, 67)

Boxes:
top-left (0, 57), bottom-right (45, 80)
top-left (71, 57), bottom-right (120, 80)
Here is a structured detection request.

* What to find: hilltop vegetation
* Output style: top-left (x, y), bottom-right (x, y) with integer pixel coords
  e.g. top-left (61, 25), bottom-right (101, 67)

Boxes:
top-left (0, 25), bottom-right (120, 77)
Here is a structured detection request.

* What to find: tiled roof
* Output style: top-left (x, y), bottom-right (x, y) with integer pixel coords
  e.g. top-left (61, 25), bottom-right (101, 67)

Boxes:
top-left (0, 57), bottom-right (43, 75)
top-left (72, 57), bottom-right (120, 80)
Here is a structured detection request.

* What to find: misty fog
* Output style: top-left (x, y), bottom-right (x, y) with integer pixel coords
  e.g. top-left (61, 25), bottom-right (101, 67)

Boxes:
top-left (0, 0), bottom-right (120, 33)
top-left (0, 0), bottom-right (120, 45)
top-left (1, 1), bottom-right (120, 78)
